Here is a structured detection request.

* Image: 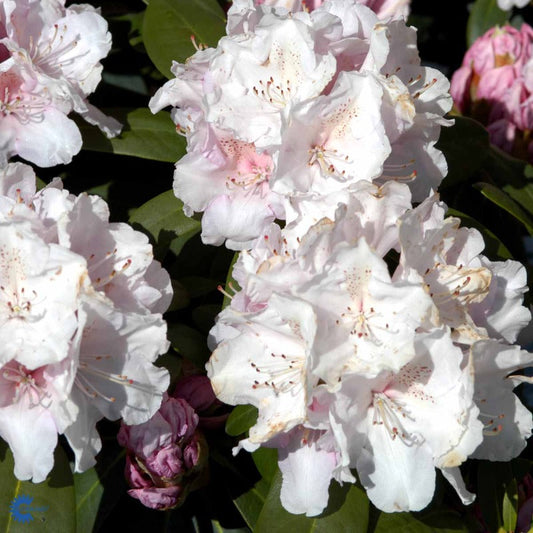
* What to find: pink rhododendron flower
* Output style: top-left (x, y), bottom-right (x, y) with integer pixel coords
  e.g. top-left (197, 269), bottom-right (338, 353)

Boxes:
top-left (451, 24), bottom-right (533, 161)
top-left (118, 394), bottom-right (208, 510)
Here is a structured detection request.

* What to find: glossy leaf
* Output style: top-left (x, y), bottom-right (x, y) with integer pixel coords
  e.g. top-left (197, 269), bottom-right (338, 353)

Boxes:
top-left (74, 467), bottom-right (104, 533)
top-left (437, 116), bottom-right (490, 188)
top-left (143, 0), bottom-right (226, 78)
top-left (254, 470), bottom-right (369, 533)
top-left (167, 323), bottom-right (210, 368)
top-left (211, 520), bottom-right (250, 533)
top-left (129, 190), bottom-right (201, 258)
top-left (0, 441), bottom-right (75, 533)
top-left (373, 508), bottom-right (469, 533)
top-left (233, 477), bottom-right (271, 530)
top-left (252, 447), bottom-right (278, 484)
top-left (225, 405), bottom-right (259, 437)
top-left (483, 148), bottom-right (533, 220)
top-left (79, 108), bottom-right (185, 163)
top-left (474, 182), bottom-right (533, 235)
top-left (502, 478), bottom-right (518, 533)
top-left (466, 0), bottom-right (510, 47)
top-left (477, 461), bottom-right (517, 532)
top-left (192, 303), bottom-right (221, 334)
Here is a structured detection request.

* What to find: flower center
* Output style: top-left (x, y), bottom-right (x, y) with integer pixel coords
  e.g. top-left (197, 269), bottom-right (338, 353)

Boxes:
top-left (2, 363), bottom-right (51, 408)
top-left (372, 391), bottom-right (420, 445)
top-left (250, 351), bottom-right (305, 395)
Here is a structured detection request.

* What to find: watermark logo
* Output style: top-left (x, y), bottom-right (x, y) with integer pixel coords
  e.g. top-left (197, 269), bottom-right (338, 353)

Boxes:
top-left (9, 494), bottom-right (48, 524)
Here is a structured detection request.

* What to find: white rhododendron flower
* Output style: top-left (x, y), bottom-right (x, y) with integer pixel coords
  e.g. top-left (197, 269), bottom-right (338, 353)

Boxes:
top-left (150, 0), bottom-right (451, 249)
top-left (497, 0), bottom-right (530, 9)
top-left (208, 187), bottom-right (533, 515)
top-left (0, 163), bottom-right (171, 481)
top-left (396, 194), bottom-right (531, 344)
top-left (0, 0), bottom-right (121, 167)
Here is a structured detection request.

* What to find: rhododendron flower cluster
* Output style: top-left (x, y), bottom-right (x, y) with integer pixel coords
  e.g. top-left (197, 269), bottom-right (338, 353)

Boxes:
top-left (150, 0), bottom-right (533, 518)
top-left (150, 0), bottom-right (445, 250)
top-left (0, 162), bottom-right (171, 483)
top-left (451, 23), bottom-right (533, 161)
top-left (0, 0), bottom-right (121, 167)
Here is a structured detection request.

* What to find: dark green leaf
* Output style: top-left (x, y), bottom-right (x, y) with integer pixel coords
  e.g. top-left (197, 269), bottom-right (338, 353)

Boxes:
top-left (167, 279), bottom-right (191, 311)
top-left (502, 478), bottom-right (518, 533)
top-left (178, 276), bottom-right (220, 298)
top-left (252, 448), bottom-right (278, 484)
top-left (167, 323), bottom-right (210, 368)
top-left (233, 477), bottom-right (271, 530)
top-left (79, 108), bottom-right (185, 163)
top-left (129, 190), bottom-right (201, 258)
top-left (192, 303), bottom-right (221, 333)
top-left (143, 0), bottom-right (226, 78)
top-left (254, 470), bottom-right (369, 533)
top-left (74, 467), bottom-right (103, 533)
top-left (225, 405), bottom-right (259, 437)
top-left (474, 182), bottom-right (533, 235)
top-left (437, 116), bottom-right (490, 188)
top-left (0, 441), bottom-right (75, 533)
top-left (211, 520), bottom-right (250, 533)
top-left (477, 461), bottom-right (517, 532)
top-left (374, 508), bottom-right (468, 533)
top-left (466, 0), bottom-right (510, 47)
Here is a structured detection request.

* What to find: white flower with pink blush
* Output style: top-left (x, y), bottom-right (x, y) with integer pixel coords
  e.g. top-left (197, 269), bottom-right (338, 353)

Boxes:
top-left (0, 163), bottom-right (172, 480)
top-left (396, 194), bottom-right (531, 344)
top-left (0, 0), bottom-right (120, 167)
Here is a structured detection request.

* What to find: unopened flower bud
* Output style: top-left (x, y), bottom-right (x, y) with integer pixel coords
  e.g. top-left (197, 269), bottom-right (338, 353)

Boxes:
top-left (118, 394), bottom-right (208, 510)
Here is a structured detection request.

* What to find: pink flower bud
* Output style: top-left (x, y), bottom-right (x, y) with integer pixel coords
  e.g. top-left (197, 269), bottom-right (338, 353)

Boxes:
top-left (451, 24), bottom-right (533, 161)
top-left (118, 394), bottom-right (208, 510)
top-left (128, 486), bottom-right (184, 511)
top-left (173, 375), bottom-right (217, 413)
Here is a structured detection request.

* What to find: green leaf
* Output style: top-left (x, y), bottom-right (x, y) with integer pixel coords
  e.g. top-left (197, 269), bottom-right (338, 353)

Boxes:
top-left (211, 520), bottom-right (250, 533)
top-left (466, 0), bottom-right (510, 47)
top-left (143, 0), bottom-right (226, 78)
top-left (192, 303), bottom-right (221, 333)
top-left (167, 279), bottom-right (191, 311)
top-left (79, 108), bottom-right (185, 162)
top-left (225, 405), bottom-right (259, 437)
top-left (0, 441), bottom-right (76, 533)
top-left (167, 323), bottom-right (210, 368)
top-left (129, 190), bottom-right (201, 258)
top-left (374, 508), bottom-right (469, 533)
top-left (474, 182), bottom-right (533, 235)
top-left (447, 208), bottom-right (512, 260)
top-left (437, 116), bottom-right (490, 188)
top-left (502, 478), bottom-right (518, 533)
top-left (254, 470), bottom-right (369, 533)
top-left (178, 276), bottom-right (220, 298)
top-left (252, 447), bottom-right (278, 484)
top-left (233, 477), bottom-right (271, 530)
top-left (74, 468), bottom-right (103, 533)
top-left (477, 461), bottom-right (518, 532)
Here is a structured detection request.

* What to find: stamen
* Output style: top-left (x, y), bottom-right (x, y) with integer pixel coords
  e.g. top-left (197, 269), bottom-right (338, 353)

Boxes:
top-left (372, 392), bottom-right (420, 445)
top-left (250, 352), bottom-right (304, 394)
